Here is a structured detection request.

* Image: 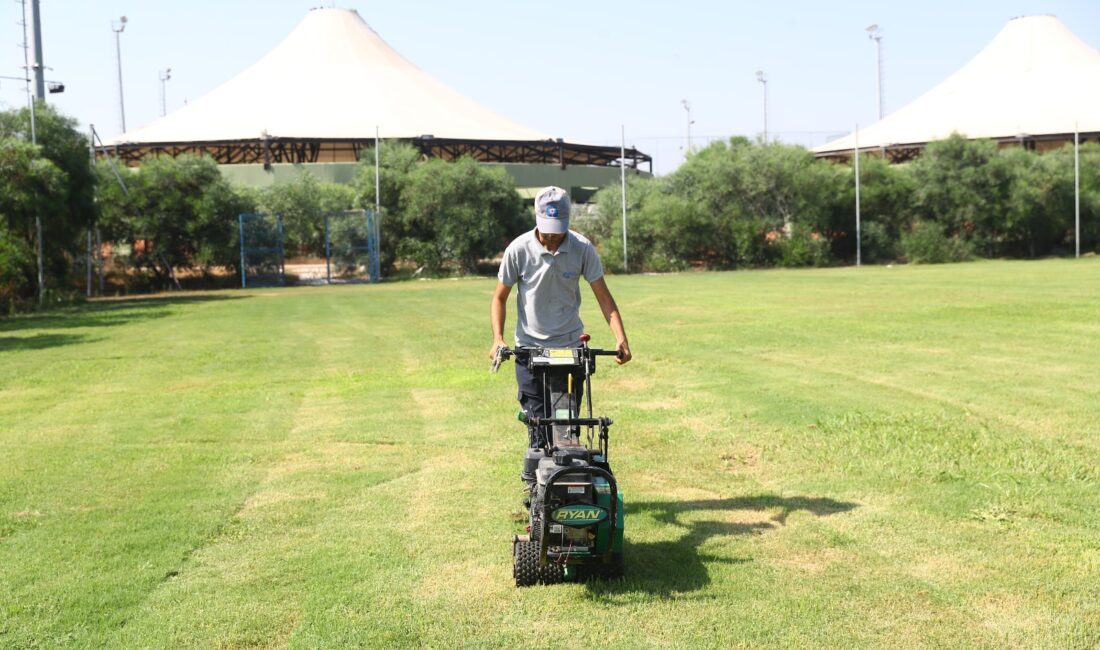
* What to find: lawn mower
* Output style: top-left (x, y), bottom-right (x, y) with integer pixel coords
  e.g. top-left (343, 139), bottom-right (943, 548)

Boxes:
top-left (491, 334), bottom-right (625, 586)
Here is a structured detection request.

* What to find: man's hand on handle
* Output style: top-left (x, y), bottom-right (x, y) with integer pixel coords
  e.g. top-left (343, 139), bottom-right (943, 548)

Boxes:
top-left (489, 339), bottom-right (509, 373)
top-left (615, 339), bottom-right (632, 365)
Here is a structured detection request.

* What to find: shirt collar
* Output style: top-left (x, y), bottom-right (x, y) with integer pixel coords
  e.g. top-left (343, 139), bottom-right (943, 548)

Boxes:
top-left (528, 229), bottom-right (573, 256)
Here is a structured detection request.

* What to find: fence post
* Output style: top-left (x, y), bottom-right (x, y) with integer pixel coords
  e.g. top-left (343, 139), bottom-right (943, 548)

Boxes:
top-left (239, 214), bottom-right (246, 288)
top-left (276, 215), bottom-right (286, 286)
top-left (325, 214), bottom-right (332, 284)
top-left (367, 209), bottom-right (379, 283)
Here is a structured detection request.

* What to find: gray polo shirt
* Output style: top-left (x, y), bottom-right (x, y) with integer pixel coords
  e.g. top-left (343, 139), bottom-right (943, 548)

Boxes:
top-left (498, 229), bottom-right (604, 348)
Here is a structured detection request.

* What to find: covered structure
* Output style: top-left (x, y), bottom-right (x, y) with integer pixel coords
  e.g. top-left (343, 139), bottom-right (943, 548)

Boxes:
top-left (813, 15), bottom-right (1100, 161)
top-left (98, 8), bottom-right (650, 180)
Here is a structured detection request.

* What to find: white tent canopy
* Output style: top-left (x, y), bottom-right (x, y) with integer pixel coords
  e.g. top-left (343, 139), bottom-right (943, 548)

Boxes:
top-left (813, 15), bottom-right (1100, 157)
top-left (107, 8), bottom-right (549, 145)
top-left (98, 8), bottom-right (651, 170)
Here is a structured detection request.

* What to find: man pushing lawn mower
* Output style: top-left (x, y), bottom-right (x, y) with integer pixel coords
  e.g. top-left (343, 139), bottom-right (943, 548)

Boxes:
top-left (489, 186), bottom-right (632, 585)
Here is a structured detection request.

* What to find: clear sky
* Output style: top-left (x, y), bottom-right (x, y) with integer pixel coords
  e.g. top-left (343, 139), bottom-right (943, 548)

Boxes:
top-left (2, 0), bottom-right (1098, 175)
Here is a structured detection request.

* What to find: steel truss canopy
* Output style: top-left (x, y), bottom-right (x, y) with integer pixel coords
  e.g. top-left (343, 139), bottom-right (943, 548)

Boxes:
top-left (98, 8), bottom-right (651, 172)
top-left (814, 15), bottom-right (1100, 161)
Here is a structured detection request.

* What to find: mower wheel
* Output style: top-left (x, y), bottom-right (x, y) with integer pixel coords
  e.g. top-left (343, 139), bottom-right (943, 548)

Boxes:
top-left (513, 538), bottom-right (564, 587)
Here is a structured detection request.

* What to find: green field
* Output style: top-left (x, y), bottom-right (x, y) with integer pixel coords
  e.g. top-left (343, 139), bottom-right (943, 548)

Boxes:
top-left (2, 259), bottom-right (1099, 648)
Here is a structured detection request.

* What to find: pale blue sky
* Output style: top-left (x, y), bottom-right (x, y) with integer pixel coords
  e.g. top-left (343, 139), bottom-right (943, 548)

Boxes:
top-left (2, 0), bottom-right (1098, 174)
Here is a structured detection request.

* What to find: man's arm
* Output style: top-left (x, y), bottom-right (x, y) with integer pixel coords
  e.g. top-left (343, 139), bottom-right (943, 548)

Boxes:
top-left (489, 282), bottom-right (512, 359)
top-left (589, 277), bottom-right (631, 365)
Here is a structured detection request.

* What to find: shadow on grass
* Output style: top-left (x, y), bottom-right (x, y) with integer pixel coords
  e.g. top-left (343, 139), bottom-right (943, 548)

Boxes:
top-left (585, 494), bottom-right (858, 598)
top-left (0, 294), bottom-right (245, 336)
top-left (0, 333), bottom-right (95, 352)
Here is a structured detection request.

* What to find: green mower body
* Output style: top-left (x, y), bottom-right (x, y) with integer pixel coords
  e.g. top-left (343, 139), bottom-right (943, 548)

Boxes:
top-left (495, 341), bottom-right (625, 586)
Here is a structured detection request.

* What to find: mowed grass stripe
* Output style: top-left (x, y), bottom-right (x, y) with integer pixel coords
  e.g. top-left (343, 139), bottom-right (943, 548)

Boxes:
top-left (1, 260), bottom-right (1098, 648)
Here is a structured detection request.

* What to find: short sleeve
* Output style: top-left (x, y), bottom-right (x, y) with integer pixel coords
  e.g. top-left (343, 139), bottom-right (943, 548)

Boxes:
top-left (582, 241), bottom-right (604, 283)
top-left (498, 244), bottom-right (521, 286)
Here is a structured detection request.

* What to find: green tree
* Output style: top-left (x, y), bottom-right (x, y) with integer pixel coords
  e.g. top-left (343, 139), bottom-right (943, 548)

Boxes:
top-left (1036, 142), bottom-right (1100, 255)
top-left (256, 172), bottom-right (355, 256)
top-left (594, 139), bottom-right (847, 271)
top-left (398, 157), bottom-right (523, 274)
top-left (836, 154), bottom-right (917, 263)
top-left (590, 174), bottom-right (661, 272)
top-left (995, 147), bottom-right (1062, 258)
top-left (96, 155), bottom-right (253, 288)
top-left (0, 139), bottom-right (64, 309)
top-left (911, 134), bottom-right (1008, 255)
top-left (353, 142), bottom-right (423, 275)
top-left (0, 103), bottom-right (97, 302)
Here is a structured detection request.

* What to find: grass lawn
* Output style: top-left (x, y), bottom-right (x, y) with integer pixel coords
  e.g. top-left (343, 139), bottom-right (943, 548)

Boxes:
top-left (1, 258), bottom-right (1099, 648)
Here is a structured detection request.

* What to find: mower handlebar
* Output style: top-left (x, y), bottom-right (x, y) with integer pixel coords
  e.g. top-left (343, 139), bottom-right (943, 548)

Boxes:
top-left (592, 349), bottom-right (624, 359)
top-left (489, 344), bottom-right (621, 373)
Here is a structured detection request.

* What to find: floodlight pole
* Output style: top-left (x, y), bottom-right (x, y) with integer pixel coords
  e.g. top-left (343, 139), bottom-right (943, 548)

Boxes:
top-left (29, 0), bottom-right (44, 99)
top-left (854, 125), bottom-right (862, 267)
top-left (1075, 122), bottom-right (1080, 259)
top-left (19, 0), bottom-right (43, 304)
top-left (755, 70), bottom-right (768, 142)
top-left (681, 99), bottom-right (693, 154)
top-left (374, 125), bottom-right (381, 282)
top-left (620, 124), bottom-right (628, 271)
top-left (87, 126), bottom-right (94, 297)
top-left (112, 17), bottom-right (128, 133)
top-left (159, 68), bottom-right (171, 116)
top-left (867, 24), bottom-right (884, 120)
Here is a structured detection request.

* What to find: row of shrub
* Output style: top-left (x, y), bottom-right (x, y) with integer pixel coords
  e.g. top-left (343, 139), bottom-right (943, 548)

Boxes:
top-left (1, 104), bottom-right (528, 310)
top-left (3, 103), bottom-right (1098, 311)
top-left (584, 135), bottom-right (1099, 272)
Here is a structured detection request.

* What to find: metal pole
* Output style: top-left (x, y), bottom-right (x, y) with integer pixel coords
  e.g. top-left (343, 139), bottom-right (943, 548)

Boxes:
top-left (324, 215), bottom-right (331, 283)
top-left (86, 230), bottom-right (93, 297)
top-left (620, 125), bottom-right (628, 272)
top-left (277, 215), bottom-right (285, 286)
top-left (681, 100), bottom-right (692, 154)
top-left (867, 25), bottom-right (884, 120)
top-left (159, 68), bottom-right (171, 117)
top-left (22, 0), bottom-right (43, 304)
top-left (87, 125), bottom-right (95, 297)
top-left (1075, 122), bottom-right (1080, 259)
top-left (112, 17), bottom-right (128, 133)
top-left (239, 215), bottom-right (246, 288)
top-left (756, 71), bottom-right (768, 142)
top-left (854, 125), bottom-right (861, 267)
top-left (874, 37), bottom-right (882, 120)
top-left (96, 228), bottom-right (103, 295)
top-left (374, 125), bottom-right (381, 282)
top-left (29, 0), bottom-right (44, 99)
top-left (763, 79), bottom-right (768, 142)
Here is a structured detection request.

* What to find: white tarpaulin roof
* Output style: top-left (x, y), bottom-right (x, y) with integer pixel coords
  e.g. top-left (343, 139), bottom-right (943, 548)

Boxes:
top-left (813, 15), bottom-right (1100, 156)
top-left (106, 8), bottom-right (550, 145)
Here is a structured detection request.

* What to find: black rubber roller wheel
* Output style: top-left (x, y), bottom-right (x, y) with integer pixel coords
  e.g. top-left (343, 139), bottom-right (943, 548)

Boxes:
top-left (513, 539), bottom-right (540, 587)
top-left (541, 556), bottom-right (564, 585)
top-left (513, 540), bottom-right (565, 587)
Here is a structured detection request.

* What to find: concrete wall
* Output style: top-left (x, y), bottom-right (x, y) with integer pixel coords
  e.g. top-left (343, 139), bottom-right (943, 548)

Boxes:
top-left (218, 162), bottom-right (651, 203)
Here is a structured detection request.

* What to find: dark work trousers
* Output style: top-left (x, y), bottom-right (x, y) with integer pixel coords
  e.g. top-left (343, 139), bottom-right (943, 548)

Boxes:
top-left (515, 355), bottom-right (584, 448)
